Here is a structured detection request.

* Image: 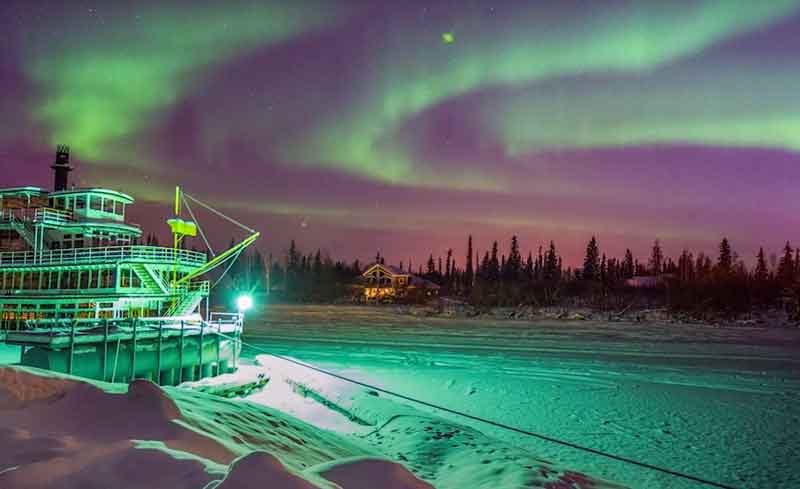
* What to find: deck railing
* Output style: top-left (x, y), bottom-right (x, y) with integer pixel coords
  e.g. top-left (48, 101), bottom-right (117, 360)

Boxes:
top-left (34, 207), bottom-right (73, 225)
top-left (1, 207), bottom-right (73, 224)
top-left (0, 245), bottom-right (207, 267)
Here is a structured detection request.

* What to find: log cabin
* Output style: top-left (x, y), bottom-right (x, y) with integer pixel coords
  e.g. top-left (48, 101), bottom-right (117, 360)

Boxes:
top-left (361, 263), bottom-right (439, 303)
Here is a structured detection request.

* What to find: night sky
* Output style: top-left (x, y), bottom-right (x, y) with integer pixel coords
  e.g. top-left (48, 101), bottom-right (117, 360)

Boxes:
top-left (2, 0), bottom-right (800, 267)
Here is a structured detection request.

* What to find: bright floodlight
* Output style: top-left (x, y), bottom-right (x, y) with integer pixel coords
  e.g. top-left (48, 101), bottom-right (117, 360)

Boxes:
top-left (236, 294), bottom-right (253, 312)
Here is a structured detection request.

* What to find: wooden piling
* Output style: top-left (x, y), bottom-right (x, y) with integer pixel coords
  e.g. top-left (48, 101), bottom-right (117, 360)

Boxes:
top-left (156, 320), bottom-right (163, 384)
top-left (215, 321), bottom-right (222, 376)
top-left (102, 319), bottom-right (109, 381)
top-left (198, 323), bottom-right (204, 380)
top-left (67, 320), bottom-right (76, 375)
top-left (178, 320), bottom-right (185, 383)
top-left (130, 318), bottom-right (138, 380)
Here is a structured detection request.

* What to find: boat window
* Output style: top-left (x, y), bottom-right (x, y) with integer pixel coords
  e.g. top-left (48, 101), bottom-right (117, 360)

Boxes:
top-left (75, 195), bottom-right (86, 209)
top-left (59, 272), bottom-right (69, 289)
top-left (120, 267), bottom-right (131, 288)
top-left (90, 196), bottom-right (101, 211)
top-left (99, 269), bottom-right (112, 288)
top-left (103, 198), bottom-right (114, 214)
top-left (49, 272), bottom-right (59, 289)
top-left (79, 271), bottom-right (89, 289)
top-left (115, 202), bottom-right (124, 216)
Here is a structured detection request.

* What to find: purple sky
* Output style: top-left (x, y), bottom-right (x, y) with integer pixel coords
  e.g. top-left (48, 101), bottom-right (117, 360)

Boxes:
top-left (2, 1), bottom-right (800, 268)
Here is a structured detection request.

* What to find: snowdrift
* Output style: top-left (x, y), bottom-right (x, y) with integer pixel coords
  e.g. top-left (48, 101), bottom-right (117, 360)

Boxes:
top-left (205, 356), bottom-right (628, 489)
top-left (0, 361), bottom-right (626, 488)
top-left (0, 366), bottom-right (431, 489)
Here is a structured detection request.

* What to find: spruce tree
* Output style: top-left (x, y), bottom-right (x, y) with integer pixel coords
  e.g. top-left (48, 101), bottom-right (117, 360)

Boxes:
top-left (488, 241), bottom-right (500, 283)
top-left (445, 249), bottom-right (453, 282)
top-left (795, 249), bottom-right (800, 277)
top-left (544, 241), bottom-right (559, 281)
top-left (717, 238), bottom-right (732, 275)
top-left (536, 246), bottom-right (544, 280)
top-left (427, 254), bottom-right (436, 275)
top-left (479, 251), bottom-right (490, 283)
top-left (623, 249), bottom-right (634, 279)
top-left (582, 236), bottom-right (600, 280)
top-left (678, 249), bottom-right (694, 282)
top-left (600, 253), bottom-right (607, 284)
top-left (778, 242), bottom-right (795, 285)
top-left (649, 240), bottom-right (663, 275)
top-left (504, 235), bottom-right (522, 282)
top-left (525, 252), bottom-right (534, 282)
top-left (755, 247), bottom-right (768, 282)
top-left (464, 235), bottom-right (474, 291)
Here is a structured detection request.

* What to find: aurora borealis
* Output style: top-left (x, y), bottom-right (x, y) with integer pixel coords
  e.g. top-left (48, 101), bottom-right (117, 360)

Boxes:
top-left (3, 0), bottom-right (800, 265)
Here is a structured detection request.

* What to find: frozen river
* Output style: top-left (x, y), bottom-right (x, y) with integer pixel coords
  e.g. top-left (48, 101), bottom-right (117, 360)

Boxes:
top-left (241, 305), bottom-right (800, 489)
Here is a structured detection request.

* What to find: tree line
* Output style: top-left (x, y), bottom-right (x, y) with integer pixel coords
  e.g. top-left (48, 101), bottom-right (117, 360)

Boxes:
top-left (213, 235), bottom-right (800, 317)
top-left (213, 240), bottom-right (363, 305)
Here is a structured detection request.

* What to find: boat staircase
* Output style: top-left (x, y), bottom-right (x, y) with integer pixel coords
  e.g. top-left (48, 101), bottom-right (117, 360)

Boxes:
top-left (130, 263), bottom-right (169, 294)
top-left (8, 215), bottom-right (40, 250)
top-left (165, 281), bottom-right (210, 316)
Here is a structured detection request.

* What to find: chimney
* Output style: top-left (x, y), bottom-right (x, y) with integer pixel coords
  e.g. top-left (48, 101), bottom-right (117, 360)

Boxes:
top-left (51, 144), bottom-right (72, 191)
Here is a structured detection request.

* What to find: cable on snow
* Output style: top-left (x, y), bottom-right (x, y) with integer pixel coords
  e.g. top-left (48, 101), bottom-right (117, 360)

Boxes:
top-left (215, 332), bottom-right (743, 489)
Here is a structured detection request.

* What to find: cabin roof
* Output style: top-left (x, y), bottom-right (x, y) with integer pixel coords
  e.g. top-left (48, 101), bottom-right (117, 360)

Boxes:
top-left (361, 263), bottom-right (440, 289)
top-left (363, 263), bottom-right (409, 277)
top-left (50, 188), bottom-right (134, 203)
top-left (0, 186), bottom-right (48, 196)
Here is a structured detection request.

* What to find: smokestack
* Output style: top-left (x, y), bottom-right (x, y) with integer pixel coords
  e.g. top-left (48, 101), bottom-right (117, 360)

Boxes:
top-left (51, 144), bottom-right (72, 191)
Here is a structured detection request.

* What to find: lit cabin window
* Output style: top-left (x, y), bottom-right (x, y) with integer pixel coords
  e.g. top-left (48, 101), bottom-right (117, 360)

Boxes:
top-left (103, 198), bottom-right (114, 214)
top-left (115, 202), bottom-right (124, 216)
top-left (90, 196), bottom-right (101, 211)
top-left (75, 195), bottom-right (86, 209)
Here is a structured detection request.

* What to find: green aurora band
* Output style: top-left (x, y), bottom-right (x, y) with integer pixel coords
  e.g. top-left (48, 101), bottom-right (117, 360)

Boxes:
top-left (25, 2), bottom-right (343, 166)
top-left (281, 0), bottom-right (800, 187)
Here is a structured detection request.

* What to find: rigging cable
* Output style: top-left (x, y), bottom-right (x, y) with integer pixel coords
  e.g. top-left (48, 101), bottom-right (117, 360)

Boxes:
top-left (183, 196), bottom-right (216, 257)
top-left (214, 332), bottom-right (742, 489)
top-left (210, 247), bottom-right (245, 290)
top-left (182, 193), bottom-right (256, 234)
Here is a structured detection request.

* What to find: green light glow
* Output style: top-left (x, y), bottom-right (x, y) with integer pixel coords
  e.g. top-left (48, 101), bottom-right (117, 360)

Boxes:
top-left (236, 294), bottom-right (253, 312)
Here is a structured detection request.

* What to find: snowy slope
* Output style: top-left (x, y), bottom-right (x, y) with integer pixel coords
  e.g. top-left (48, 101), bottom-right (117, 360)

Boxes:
top-left (0, 366), bottom-right (432, 489)
top-left (187, 358), bottom-right (625, 489)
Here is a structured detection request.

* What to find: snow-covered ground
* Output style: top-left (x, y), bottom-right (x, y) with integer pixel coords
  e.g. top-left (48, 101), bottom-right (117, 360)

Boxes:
top-left (0, 366), bottom-right (437, 489)
top-left (2, 305), bottom-right (798, 488)
top-left (236, 305), bottom-right (800, 489)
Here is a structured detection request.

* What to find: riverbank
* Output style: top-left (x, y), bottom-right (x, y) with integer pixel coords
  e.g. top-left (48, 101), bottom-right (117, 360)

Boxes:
top-left (254, 304), bottom-right (800, 349)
